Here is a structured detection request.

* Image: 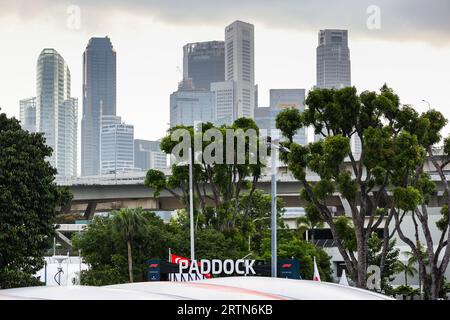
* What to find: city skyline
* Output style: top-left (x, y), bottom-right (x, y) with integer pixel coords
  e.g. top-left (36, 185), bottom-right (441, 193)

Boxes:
top-left (1, 2), bottom-right (450, 175)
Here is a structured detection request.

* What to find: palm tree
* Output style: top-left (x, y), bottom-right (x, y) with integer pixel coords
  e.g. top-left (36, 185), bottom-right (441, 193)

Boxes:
top-left (296, 214), bottom-right (324, 243)
top-left (111, 208), bottom-right (146, 283)
top-left (394, 253), bottom-right (418, 286)
top-left (404, 246), bottom-right (428, 299)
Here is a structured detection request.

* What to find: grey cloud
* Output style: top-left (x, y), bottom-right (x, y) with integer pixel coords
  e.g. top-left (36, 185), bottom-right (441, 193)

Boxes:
top-left (1, 0), bottom-right (450, 45)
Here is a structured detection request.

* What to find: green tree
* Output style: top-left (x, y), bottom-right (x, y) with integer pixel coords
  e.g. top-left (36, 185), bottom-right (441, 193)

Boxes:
top-left (0, 111), bottom-right (70, 288)
top-left (276, 85), bottom-right (425, 288)
top-left (145, 119), bottom-right (266, 232)
top-left (111, 208), bottom-right (148, 283)
top-left (394, 254), bottom-right (418, 286)
top-left (390, 108), bottom-right (450, 299)
top-left (296, 205), bottom-right (324, 242)
top-left (73, 209), bottom-right (170, 285)
top-left (168, 190), bottom-right (285, 260)
top-left (257, 229), bottom-right (332, 281)
top-left (394, 285), bottom-right (420, 300)
top-left (367, 232), bottom-right (399, 295)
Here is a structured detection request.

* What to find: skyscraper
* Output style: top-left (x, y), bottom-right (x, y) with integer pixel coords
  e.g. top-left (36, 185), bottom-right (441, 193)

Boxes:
top-left (19, 97), bottom-right (36, 133)
top-left (170, 80), bottom-right (215, 127)
top-left (183, 41), bottom-right (225, 90)
top-left (223, 20), bottom-right (255, 120)
top-left (211, 80), bottom-right (237, 125)
top-left (100, 115), bottom-right (134, 174)
top-left (57, 98), bottom-right (78, 177)
top-left (36, 48), bottom-right (77, 177)
top-left (316, 30), bottom-right (359, 159)
top-left (82, 36), bottom-right (116, 176)
top-left (316, 29), bottom-right (351, 89)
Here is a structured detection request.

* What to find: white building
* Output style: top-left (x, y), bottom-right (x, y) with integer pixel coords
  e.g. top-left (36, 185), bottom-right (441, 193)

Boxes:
top-left (211, 20), bottom-right (256, 125)
top-left (211, 80), bottom-right (236, 125)
top-left (100, 115), bottom-right (134, 174)
top-left (57, 98), bottom-right (78, 177)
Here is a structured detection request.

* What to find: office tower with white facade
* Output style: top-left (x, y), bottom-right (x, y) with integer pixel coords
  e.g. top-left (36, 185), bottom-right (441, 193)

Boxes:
top-left (316, 29), bottom-right (351, 89)
top-left (82, 37), bottom-right (116, 176)
top-left (215, 20), bottom-right (255, 122)
top-left (19, 97), bottom-right (36, 133)
top-left (36, 48), bottom-right (77, 177)
top-left (57, 98), bottom-right (78, 177)
top-left (270, 89), bottom-right (307, 145)
top-left (210, 80), bottom-right (236, 125)
top-left (100, 115), bottom-right (134, 174)
top-left (134, 139), bottom-right (167, 171)
top-left (170, 80), bottom-right (215, 127)
top-left (183, 41), bottom-right (225, 90)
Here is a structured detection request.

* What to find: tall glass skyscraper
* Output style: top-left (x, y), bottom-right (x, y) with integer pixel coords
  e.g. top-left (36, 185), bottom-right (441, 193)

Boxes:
top-left (316, 29), bottom-right (351, 89)
top-left (170, 80), bottom-right (215, 127)
top-left (36, 48), bottom-right (77, 177)
top-left (82, 37), bottom-right (116, 176)
top-left (315, 30), bottom-right (359, 159)
top-left (183, 41), bottom-right (225, 90)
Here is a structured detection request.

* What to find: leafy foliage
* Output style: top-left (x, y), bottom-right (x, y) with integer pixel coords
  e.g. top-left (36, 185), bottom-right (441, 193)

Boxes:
top-left (276, 85), bottom-right (430, 288)
top-left (73, 210), bottom-right (170, 285)
top-left (145, 118), bottom-right (267, 232)
top-left (0, 111), bottom-right (70, 288)
top-left (367, 232), bottom-right (399, 295)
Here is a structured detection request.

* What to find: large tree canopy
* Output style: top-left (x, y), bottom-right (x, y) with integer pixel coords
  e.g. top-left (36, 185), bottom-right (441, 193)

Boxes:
top-left (0, 111), bottom-right (68, 288)
top-left (145, 119), bottom-right (267, 232)
top-left (276, 85), bottom-right (434, 289)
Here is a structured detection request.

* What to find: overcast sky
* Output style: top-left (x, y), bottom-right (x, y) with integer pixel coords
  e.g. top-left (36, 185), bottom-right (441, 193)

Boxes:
top-left (1, 0), bottom-right (450, 160)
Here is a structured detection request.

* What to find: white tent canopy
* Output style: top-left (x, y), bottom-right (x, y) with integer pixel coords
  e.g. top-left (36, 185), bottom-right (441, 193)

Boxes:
top-left (0, 277), bottom-right (392, 300)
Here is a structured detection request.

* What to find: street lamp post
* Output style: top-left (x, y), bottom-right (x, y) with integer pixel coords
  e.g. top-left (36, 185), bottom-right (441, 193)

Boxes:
top-left (271, 141), bottom-right (278, 278)
top-left (269, 140), bottom-right (290, 278)
top-left (189, 146), bottom-right (195, 261)
top-left (422, 99), bottom-right (431, 110)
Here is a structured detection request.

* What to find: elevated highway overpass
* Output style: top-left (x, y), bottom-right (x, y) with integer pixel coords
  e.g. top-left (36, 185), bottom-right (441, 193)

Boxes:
top-left (58, 165), bottom-right (450, 221)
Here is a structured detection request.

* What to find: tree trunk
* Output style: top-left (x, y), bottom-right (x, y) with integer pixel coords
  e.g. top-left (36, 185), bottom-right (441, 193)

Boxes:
top-left (430, 274), bottom-right (442, 300)
top-left (355, 226), bottom-right (367, 288)
top-left (356, 248), bottom-right (367, 288)
top-left (127, 240), bottom-right (133, 283)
